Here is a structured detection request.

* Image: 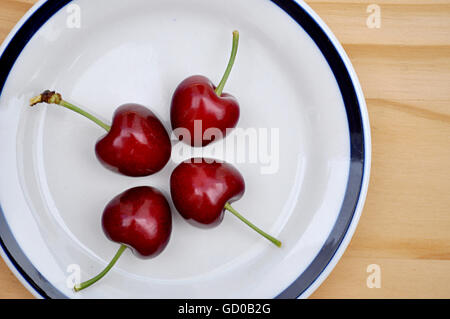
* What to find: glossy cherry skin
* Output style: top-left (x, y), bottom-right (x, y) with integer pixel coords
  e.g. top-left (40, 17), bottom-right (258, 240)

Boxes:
top-left (170, 75), bottom-right (240, 147)
top-left (95, 104), bottom-right (171, 177)
top-left (102, 186), bottom-right (172, 258)
top-left (170, 158), bottom-right (245, 227)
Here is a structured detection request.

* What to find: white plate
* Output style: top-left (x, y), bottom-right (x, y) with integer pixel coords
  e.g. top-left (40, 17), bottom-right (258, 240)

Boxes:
top-left (0, 0), bottom-right (370, 298)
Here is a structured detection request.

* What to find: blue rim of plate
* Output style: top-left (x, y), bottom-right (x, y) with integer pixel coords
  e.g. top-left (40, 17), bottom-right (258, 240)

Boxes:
top-left (0, 0), bottom-right (365, 299)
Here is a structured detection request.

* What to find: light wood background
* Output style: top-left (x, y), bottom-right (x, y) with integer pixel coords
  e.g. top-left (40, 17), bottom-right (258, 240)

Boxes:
top-left (0, 0), bottom-right (449, 299)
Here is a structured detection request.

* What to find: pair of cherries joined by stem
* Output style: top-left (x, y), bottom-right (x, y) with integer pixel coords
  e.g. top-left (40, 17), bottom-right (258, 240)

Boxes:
top-left (30, 31), bottom-right (281, 292)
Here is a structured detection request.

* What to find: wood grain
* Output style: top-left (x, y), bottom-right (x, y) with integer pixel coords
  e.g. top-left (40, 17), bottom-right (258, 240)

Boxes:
top-left (0, 0), bottom-right (449, 299)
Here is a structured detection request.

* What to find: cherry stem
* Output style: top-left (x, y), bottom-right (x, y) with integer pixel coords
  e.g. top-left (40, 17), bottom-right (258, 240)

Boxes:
top-left (224, 203), bottom-right (282, 247)
top-left (30, 90), bottom-right (111, 132)
top-left (215, 30), bottom-right (239, 96)
top-left (74, 244), bottom-right (127, 292)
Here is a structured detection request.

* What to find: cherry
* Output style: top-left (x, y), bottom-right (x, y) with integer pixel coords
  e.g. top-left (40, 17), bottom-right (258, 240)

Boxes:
top-left (74, 186), bottom-right (172, 292)
top-left (170, 158), bottom-right (281, 247)
top-left (171, 31), bottom-right (240, 147)
top-left (30, 91), bottom-right (171, 177)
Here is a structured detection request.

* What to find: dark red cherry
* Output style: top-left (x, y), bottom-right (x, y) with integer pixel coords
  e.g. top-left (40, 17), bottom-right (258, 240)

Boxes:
top-left (170, 75), bottom-right (239, 147)
top-left (170, 158), bottom-right (281, 246)
top-left (95, 103), bottom-right (171, 177)
top-left (102, 186), bottom-right (172, 258)
top-left (74, 186), bottom-right (172, 292)
top-left (30, 91), bottom-right (171, 177)
top-left (171, 31), bottom-right (240, 147)
top-left (170, 158), bottom-right (244, 226)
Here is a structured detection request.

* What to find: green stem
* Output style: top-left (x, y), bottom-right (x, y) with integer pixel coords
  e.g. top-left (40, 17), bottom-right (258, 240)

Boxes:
top-left (60, 100), bottom-right (111, 131)
top-left (30, 90), bottom-right (111, 131)
top-left (224, 203), bottom-right (282, 247)
top-left (215, 30), bottom-right (239, 96)
top-left (74, 244), bottom-right (127, 292)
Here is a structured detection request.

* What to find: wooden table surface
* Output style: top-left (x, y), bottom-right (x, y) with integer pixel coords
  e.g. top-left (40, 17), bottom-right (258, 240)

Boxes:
top-left (0, 0), bottom-right (449, 299)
